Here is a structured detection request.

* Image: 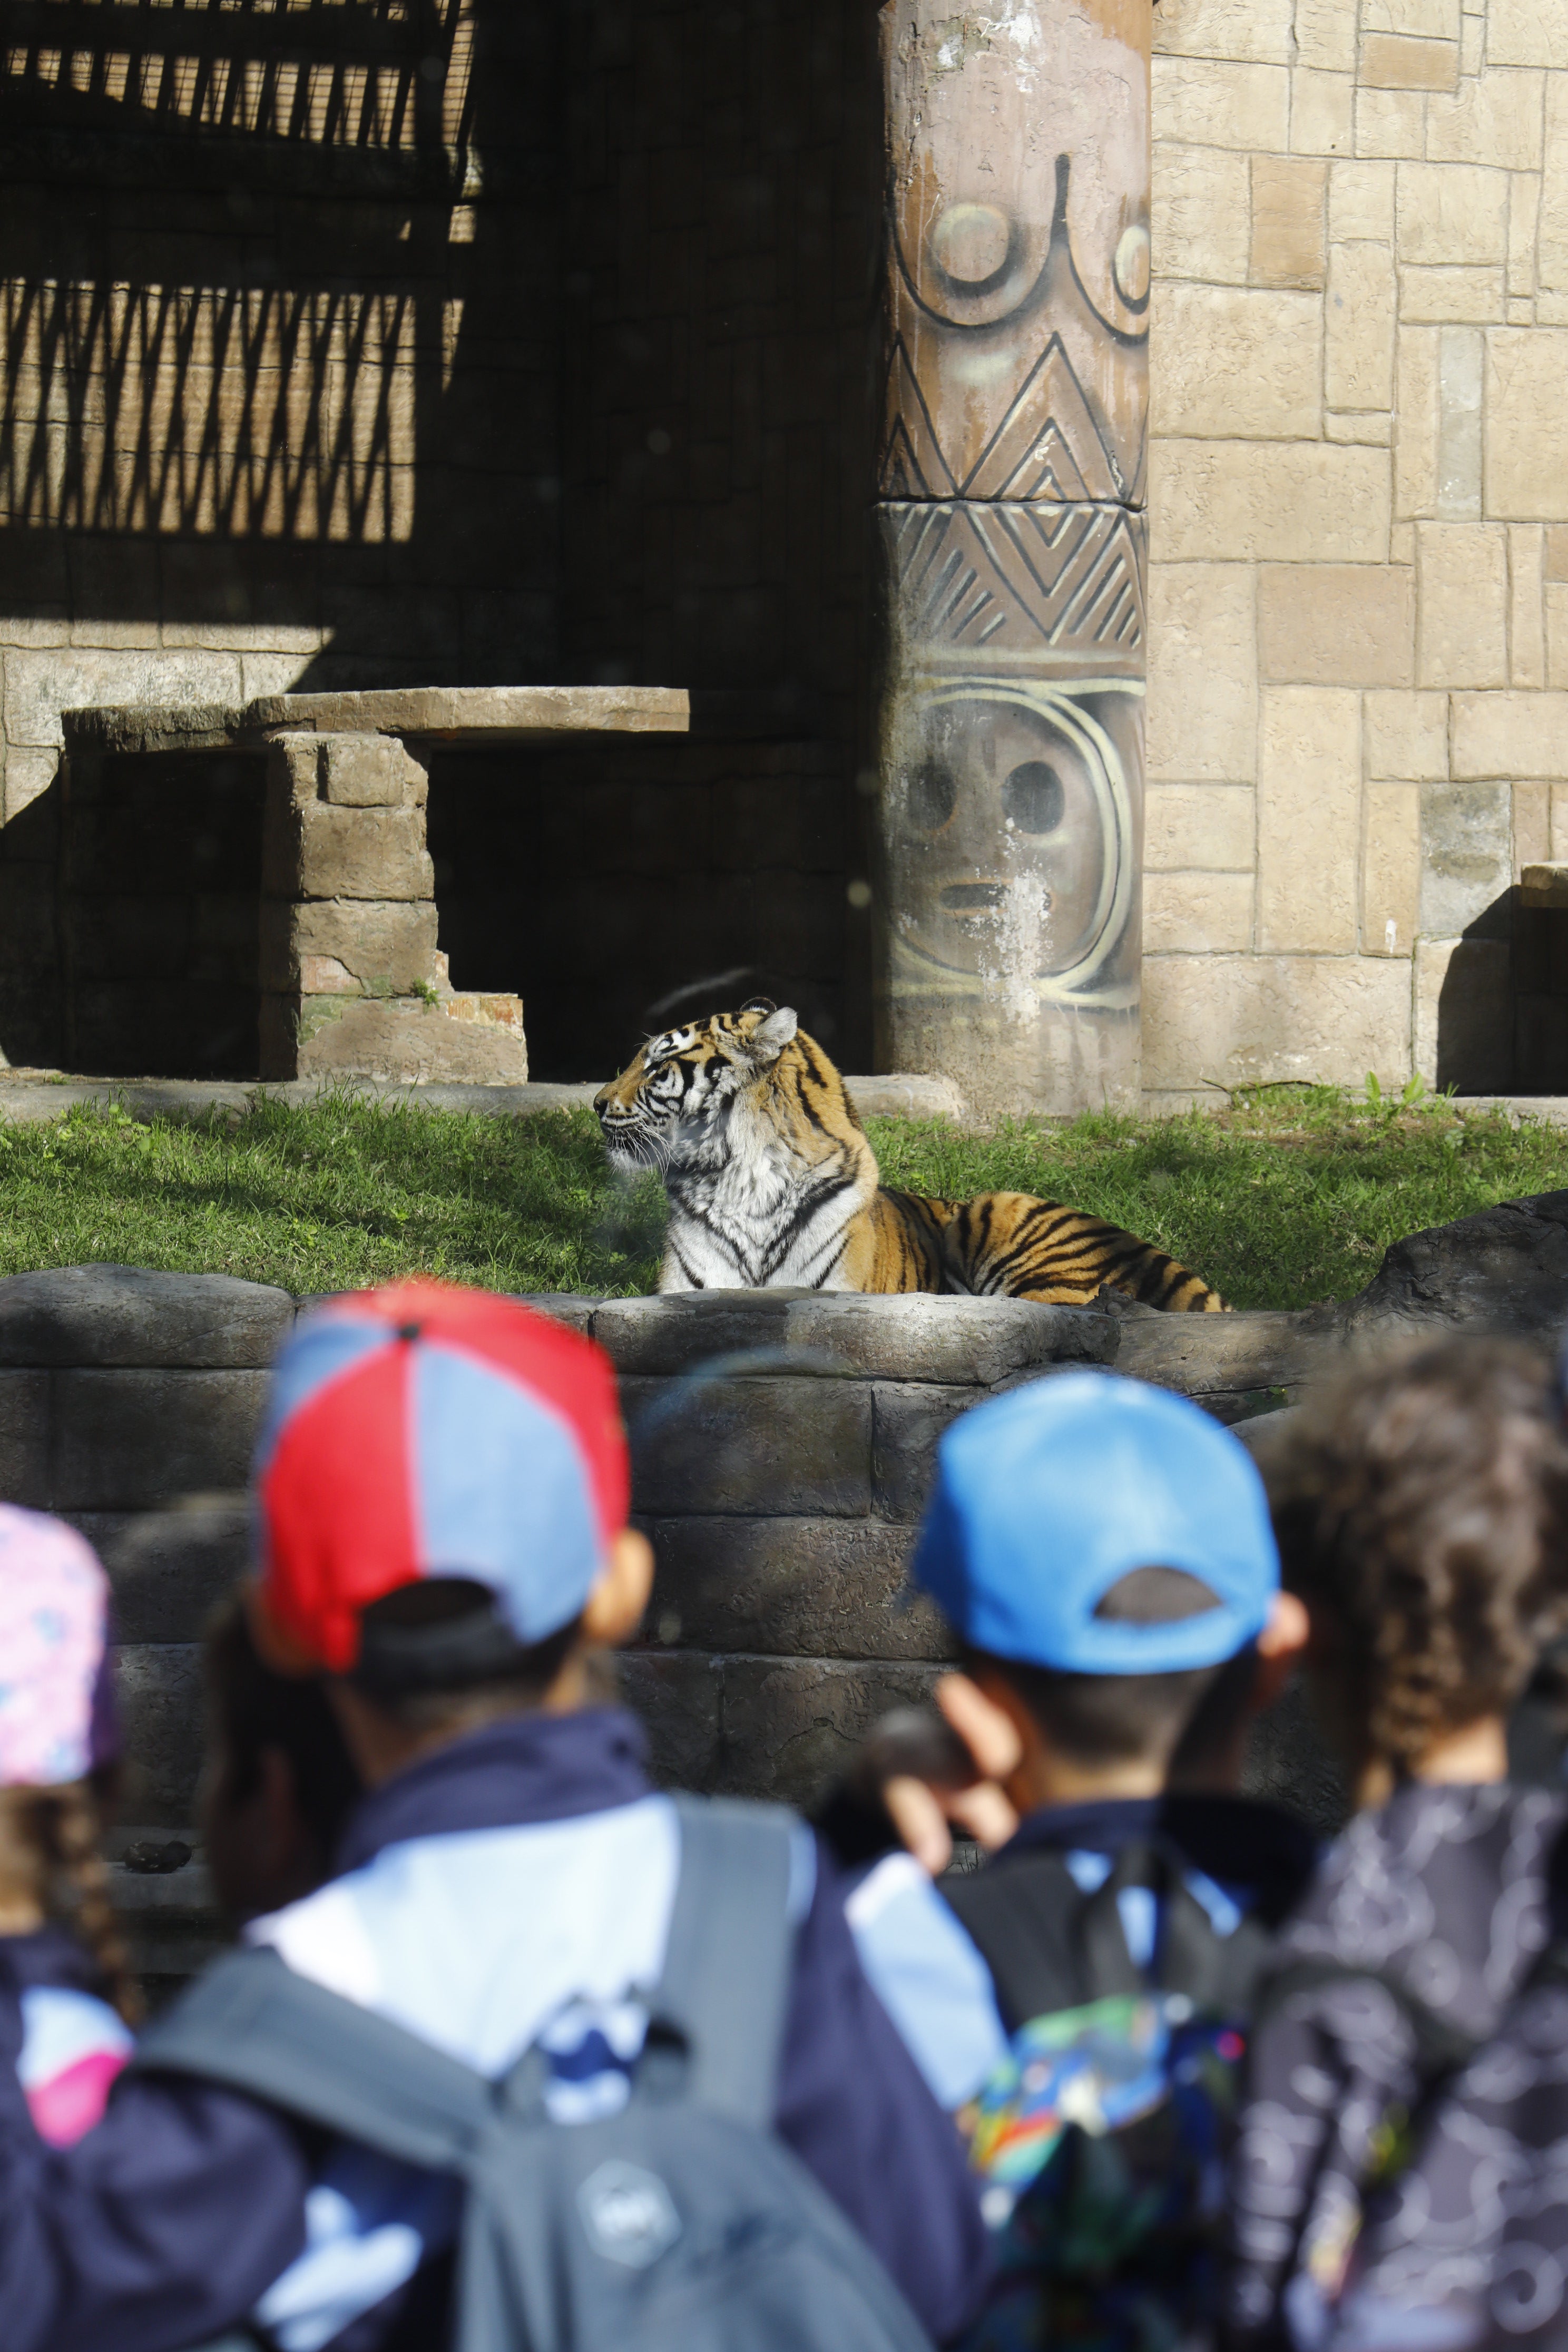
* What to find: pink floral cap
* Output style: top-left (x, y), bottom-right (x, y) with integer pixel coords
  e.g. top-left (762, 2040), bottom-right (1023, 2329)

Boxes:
top-left (0, 1506), bottom-right (114, 1789)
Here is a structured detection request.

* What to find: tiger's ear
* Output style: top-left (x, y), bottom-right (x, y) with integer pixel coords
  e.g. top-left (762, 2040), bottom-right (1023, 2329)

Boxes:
top-left (745, 1005), bottom-right (798, 1065)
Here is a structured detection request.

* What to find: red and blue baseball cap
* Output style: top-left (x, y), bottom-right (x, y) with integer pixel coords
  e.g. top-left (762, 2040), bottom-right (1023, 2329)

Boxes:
top-left (252, 1282), bottom-right (630, 1674)
top-left (912, 1372), bottom-right (1279, 1673)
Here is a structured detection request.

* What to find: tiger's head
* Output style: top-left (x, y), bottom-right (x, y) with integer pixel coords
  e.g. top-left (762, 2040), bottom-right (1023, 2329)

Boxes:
top-left (593, 998), bottom-right (800, 1172)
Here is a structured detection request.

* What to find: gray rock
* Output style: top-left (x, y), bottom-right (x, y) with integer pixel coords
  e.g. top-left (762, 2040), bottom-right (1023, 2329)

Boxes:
top-left (709, 1655), bottom-right (941, 1805)
top-left (113, 1643), bottom-right (205, 1824)
top-left (52, 1371), bottom-right (268, 1510)
top-left (871, 1383), bottom-right (982, 1522)
top-left (1344, 1189), bottom-right (1568, 1343)
top-left (0, 1266), bottom-right (294, 1369)
top-left (80, 1494), bottom-right (251, 1642)
top-left (0, 1370), bottom-right (48, 1505)
top-left (623, 1374), bottom-right (873, 1518)
top-left (642, 1516), bottom-right (952, 1663)
top-left (616, 1650), bottom-right (722, 1790)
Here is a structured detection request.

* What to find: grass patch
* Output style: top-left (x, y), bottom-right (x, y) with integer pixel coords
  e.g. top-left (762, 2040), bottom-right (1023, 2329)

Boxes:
top-left (0, 1083), bottom-right (1563, 1309)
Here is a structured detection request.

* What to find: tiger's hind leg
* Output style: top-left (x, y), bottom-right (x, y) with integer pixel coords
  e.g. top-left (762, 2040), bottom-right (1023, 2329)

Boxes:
top-left (939, 1193), bottom-right (1229, 1311)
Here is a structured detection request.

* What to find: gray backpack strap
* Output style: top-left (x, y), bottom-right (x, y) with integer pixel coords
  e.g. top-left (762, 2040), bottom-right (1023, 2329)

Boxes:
top-left (134, 1945), bottom-right (490, 2174)
top-left (645, 1794), bottom-right (799, 2129)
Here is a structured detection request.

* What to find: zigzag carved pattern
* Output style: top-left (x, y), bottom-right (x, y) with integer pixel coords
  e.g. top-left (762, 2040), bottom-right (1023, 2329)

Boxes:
top-left (879, 331), bottom-right (1124, 506)
top-left (890, 501), bottom-right (1144, 661)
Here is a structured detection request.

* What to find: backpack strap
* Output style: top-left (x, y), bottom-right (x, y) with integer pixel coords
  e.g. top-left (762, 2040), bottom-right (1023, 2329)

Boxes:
top-left (639, 1792), bottom-right (799, 2130)
top-left (133, 1944), bottom-right (491, 2173)
top-left (1253, 1955), bottom-right (1483, 2078)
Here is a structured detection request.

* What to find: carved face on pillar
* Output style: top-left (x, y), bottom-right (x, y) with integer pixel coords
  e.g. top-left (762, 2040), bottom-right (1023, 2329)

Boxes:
top-left (885, 683), bottom-right (1139, 1004)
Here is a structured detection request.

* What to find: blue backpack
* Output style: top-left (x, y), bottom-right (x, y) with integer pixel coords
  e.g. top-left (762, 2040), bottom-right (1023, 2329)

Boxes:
top-left (136, 1796), bottom-right (934, 2352)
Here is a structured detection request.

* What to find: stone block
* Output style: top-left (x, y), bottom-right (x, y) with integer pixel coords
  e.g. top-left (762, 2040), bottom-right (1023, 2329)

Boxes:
top-left (114, 1644), bottom-right (205, 1826)
top-left (1364, 781), bottom-right (1421, 953)
top-left (1291, 68), bottom-right (1355, 157)
top-left (1396, 162), bottom-right (1510, 265)
top-left (1257, 565), bottom-right (1414, 684)
top-left (1326, 242), bottom-right (1398, 408)
top-left (2, 650), bottom-right (244, 752)
top-left (1419, 779), bottom-right (1513, 936)
top-left (1143, 871), bottom-right (1255, 952)
top-left (1250, 157), bottom-right (1327, 287)
top-left (1146, 564), bottom-right (1258, 783)
top-left (1552, 590), bottom-right (1568, 689)
top-left (0, 1371), bottom-right (48, 1506)
top-left (1144, 784), bottom-right (1256, 871)
top-left (1357, 87), bottom-right (1427, 160)
top-left (1290, 0), bottom-right (1354, 67)
top-left (1153, 0), bottom-right (1296, 65)
top-left (709, 1656), bottom-right (942, 1806)
top-left (622, 1375), bottom-right (871, 1518)
top-left (1488, 0), bottom-right (1568, 66)
top-left (1511, 174), bottom-right (1542, 298)
top-left (1330, 161), bottom-right (1396, 242)
top-left (1514, 781), bottom-right (1551, 875)
top-left (1151, 442), bottom-right (1391, 564)
top-left (1151, 285), bottom-right (1322, 438)
top-left (294, 806), bottom-right (434, 905)
top-left (52, 1371), bottom-right (268, 1511)
top-left (1510, 525), bottom-right (1547, 687)
top-left (282, 995), bottom-right (529, 1084)
top-left (1413, 935), bottom-right (1514, 1087)
top-left (1398, 266), bottom-right (1504, 322)
top-left (258, 899), bottom-right (440, 995)
top-left (1142, 953), bottom-right (1413, 1091)
top-left (872, 1383), bottom-right (984, 1523)
top-left (642, 1517), bottom-right (952, 1662)
top-left (1394, 323), bottom-right (1441, 517)
top-left (1152, 143), bottom-right (1250, 285)
top-left (1452, 693), bottom-right (1568, 779)
top-left (616, 1651), bottom-right (724, 1791)
top-left (0, 1267), bottom-right (293, 1369)
top-left (81, 1496), bottom-right (250, 1643)
top-left (592, 1292), bottom-right (1116, 1385)
top-left (1360, 32), bottom-right (1458, 87)
top-left (1258, 687), bottom-right (1362, 952)
top-left (1115, 1310), bottom-right (1346, 1402)
top-left (1151, 57), bottom-right (1291, 150)
top-left (320, 735), bottom-right (427, 810)
top-left (1486, 332), bottom-right (1568, 521)
top-left (1426, 67), bottom-right (1545, 169)
top-left (1542, 82), bottom-right (1568, 293)
top-left (1418, 521), bottom-right (1510, 685)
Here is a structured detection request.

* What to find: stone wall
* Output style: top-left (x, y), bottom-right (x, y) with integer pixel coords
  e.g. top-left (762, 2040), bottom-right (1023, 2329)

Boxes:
top-left (1145, 0), bottom-right (1568, 1100)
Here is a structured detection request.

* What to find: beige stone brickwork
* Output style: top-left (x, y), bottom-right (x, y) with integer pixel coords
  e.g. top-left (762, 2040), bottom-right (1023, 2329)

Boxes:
top-left (1148, 0), bottom-right (1568, 1095)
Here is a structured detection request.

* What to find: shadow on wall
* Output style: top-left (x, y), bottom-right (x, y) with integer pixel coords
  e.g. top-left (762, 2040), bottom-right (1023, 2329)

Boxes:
top-left (1432, 887), bottom-right (1568, 1096)
top-left (0, 0), bottom-right (879, 1080)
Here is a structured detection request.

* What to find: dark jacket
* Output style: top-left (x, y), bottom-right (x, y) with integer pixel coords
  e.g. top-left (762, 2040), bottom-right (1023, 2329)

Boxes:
top-left (0, 1708), bottom-right (989, 2352)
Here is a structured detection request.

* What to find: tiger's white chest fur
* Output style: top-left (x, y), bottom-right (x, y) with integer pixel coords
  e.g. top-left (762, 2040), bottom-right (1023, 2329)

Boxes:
top-left (661, 1112), bottom-right (870, 1292)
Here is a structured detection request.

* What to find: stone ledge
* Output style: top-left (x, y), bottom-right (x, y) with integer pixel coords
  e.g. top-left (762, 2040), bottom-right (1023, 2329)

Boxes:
top-left (0, 1266), bottom-right (295, 1368)
top-left (0, 1072), bottom-right (967, 1125)
top-left (61, 685), bottom-right (692, 757)
top-left (593, 1291), bottom-right (1116, 1385)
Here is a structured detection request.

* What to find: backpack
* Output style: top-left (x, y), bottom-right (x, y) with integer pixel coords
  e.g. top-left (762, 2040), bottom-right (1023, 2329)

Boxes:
top-left (939, 1836), bottom-right (1278, 2352)
top-left (134, 1794), bottom-right (934, 2352)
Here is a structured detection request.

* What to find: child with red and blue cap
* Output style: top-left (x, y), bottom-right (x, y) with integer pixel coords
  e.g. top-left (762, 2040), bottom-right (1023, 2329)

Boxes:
top-left (0, 1506), bottom-right (135, 2148)
top-left (824, 1371), bottom-right (1317, 2351)
top-left (0, 1281), bottom-right (988, 2352)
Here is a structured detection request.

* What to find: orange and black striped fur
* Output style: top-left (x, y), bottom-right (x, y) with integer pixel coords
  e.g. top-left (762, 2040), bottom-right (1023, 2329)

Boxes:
top-left (594, 999), bottom-right (1227, 1310)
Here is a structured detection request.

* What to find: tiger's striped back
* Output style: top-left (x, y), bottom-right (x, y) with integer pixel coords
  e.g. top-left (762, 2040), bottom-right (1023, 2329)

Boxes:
top-left (593, 1000), bottom-right (1227, 1311)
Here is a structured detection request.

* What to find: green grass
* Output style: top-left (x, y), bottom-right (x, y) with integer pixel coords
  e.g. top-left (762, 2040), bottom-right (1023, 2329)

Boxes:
top-left (0, 1083), bottom-right (1565, 1309)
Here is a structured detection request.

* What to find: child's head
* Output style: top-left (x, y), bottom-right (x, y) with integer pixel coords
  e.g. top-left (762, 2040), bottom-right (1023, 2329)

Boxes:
top-left (248, 1282), bottom-right (650, 1783)
top-left (201, 1596), bottom-right (362, 1923)
top-left (1269, 1335), bottom-right (1568, 1790)
top-left (0, 1505), bottom-right (136, 2018)
top-left (912, 1375), bottom-right (1291, 1802)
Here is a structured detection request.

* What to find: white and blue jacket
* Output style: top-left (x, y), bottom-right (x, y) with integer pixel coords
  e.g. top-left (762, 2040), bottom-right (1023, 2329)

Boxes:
top-left (0, 1709), bottom-right (990, 2352)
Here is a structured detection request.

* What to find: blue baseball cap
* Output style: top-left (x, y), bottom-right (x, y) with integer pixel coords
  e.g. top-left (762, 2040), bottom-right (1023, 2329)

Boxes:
top-left (910, 1372), bottom-right (1279, 1673)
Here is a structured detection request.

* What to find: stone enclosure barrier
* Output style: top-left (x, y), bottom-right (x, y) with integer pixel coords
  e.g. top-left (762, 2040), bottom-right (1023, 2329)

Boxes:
top-left (6, 1193), bottom-right (1568, 1974)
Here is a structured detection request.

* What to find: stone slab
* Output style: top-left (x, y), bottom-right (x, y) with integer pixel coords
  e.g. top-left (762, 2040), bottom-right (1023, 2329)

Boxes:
top-left (288, 996), bottom-right (531, 1085)
top-left (641, 1516), bottom-right (953, 1662)
top-left (0, 1267), bottom-right (293, 1369)
top-left (706, 1655), bottom-right (942, 1805)
top-left (0, 1370), bottom-right (48, 1505)
top-left (1113, 1310), bottom-right (1349, 1400)
top-left (622, 1375), bottom-right (873, 1518)
top-left (52, 1370), bottom-right (268, 1510)
top-left (78, 1495), bottom-right (251, 1643)
top-left (61, 687), bottom-right (691, 757)
top-left (872, 1383), bottom-right (994, 1522)
top-left (593, 1292), bottom-right (1116, 1385)
top-left (113, 1643), bottom-right (205, 1824)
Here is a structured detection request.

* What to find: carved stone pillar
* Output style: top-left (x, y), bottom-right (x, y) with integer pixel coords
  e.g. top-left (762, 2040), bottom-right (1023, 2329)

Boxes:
top-left (874, 0), bottom-right (1150, 1114)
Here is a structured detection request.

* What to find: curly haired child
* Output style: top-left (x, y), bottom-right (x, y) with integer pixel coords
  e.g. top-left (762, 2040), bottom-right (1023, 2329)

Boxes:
top-left (1228, 1336), bottom-right (1568, 2349)
top-left (0, 1505), bottom-right (138, 2149)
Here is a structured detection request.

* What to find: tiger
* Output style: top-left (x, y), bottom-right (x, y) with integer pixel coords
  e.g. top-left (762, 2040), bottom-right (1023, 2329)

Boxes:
top-left (593, 998), bottom-right (1227, 1310)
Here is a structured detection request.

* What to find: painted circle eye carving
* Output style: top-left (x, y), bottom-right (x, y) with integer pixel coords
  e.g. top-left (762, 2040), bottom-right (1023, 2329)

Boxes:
top-left (1002, 761), bottom-right (1065, 835)
top-left (907, 760), bottom-right (956, 831)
